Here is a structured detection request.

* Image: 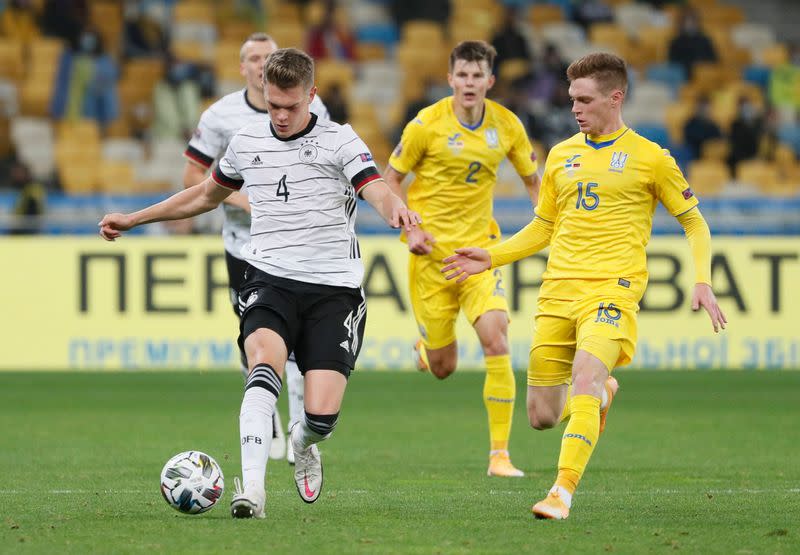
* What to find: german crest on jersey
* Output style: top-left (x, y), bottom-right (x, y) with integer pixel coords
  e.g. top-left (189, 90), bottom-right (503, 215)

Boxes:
top-left (609, 151), bottom-right (628, 173)
top-left (299, 142), bottom-right (318, 163)
top-left (485, 127), bottom-right (499, 148)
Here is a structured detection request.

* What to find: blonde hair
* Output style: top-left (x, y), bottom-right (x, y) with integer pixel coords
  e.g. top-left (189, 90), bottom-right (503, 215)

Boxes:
top-left (262, 47), bottom-right (314, 91)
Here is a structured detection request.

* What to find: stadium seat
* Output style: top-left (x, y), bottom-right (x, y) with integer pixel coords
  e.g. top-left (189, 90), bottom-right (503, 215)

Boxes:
top-left (528, 4), bottom-right (563, 28)
top-left (664, 103), bottom-right (694, 146)
top-left (355, 23), bottom-right (399, 48)
top-left (758, 44), bottom-right (789, 68)
top-left (172, 39), bottom-right (214, 64)
top-left (10, 116), bottom-right (54, 180)
top-left (700, 5), bottom-right (745, 27)
top-left (315, 59), bottom-right (355, 98)
top-left (540, 23), bottom-right (585, 55)
top-left (103, 138), bottom-right (145, 164)
top-left (355, 42), bottom-right (386, 62)
top-left (646, 63), bottom-right (686, 96)
top-left (731, 23), bottom-right (776, 53)
top-left (173, 1), bottom-right (215, 25)
top-left (687, 160), bottom-right (730, 197)
top-left (0, 39), bottom-right (24, 82)
top-left (400, 20), bottom-right (446, 47)
top-left (615, 3), bottom-right (658, 37)
top-left (265, 22), bottom-right (305, 49)
top-left (742, 65), bottom-right (771, 89)
top-left (98, 160), bottom-right (137, 194)
top-left (634, 123), bottom-right (670, 148)
top-left (736, 160), bottom-right (778, 189)
top-left (589, 23), bottom-right (631, 53)
top-left (700, 138), bottom-right (730, 162)
top-left (498, 58), bottom-right (531, 84)
top-left (218, 20), bottom-right (258, 42)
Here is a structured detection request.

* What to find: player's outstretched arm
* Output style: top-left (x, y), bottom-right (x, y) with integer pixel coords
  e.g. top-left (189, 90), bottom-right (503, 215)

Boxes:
top-left (183, 160), bottom-right (250, 213)
top-left (442, 248), bottom-right (491, 282)
top-left (383, 165), bottom-right (434, 254)
top-left (99, 177), bottom-right (232, 241)
top-left (360, 179), bottom-right (421, 231)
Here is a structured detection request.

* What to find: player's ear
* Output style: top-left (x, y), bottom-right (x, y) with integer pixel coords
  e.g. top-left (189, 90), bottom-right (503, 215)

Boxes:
top-left (308, 85), bottom-right (317, 104)
top-left (487, 73), bottom-right (496, 90)
top-left (610, 89), bottom-right (624, 107)
top-left (447, 72), bottom-right (454, 89)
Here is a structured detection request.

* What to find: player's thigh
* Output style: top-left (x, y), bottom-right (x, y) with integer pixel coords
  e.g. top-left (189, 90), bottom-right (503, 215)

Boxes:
top-left (225, 252), bottom-right (250, 316)
top-left (409, 253), bottom-right (459, 350)
top-left (238, 268), bottom-right (300, 372)
top-left (295, 285), bottom-right (366, 378)
top-left (528, 298), bottom-right (576, 387)
top-left (575, 295), bottom-right (639, 372)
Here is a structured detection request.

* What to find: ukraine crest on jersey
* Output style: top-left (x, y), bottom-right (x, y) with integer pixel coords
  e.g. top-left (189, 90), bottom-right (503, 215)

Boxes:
top-left (389, 97), bottom-right (538, 251)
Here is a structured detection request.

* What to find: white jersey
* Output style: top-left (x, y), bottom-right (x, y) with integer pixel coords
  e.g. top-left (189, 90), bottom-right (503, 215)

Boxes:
top-left (185, 89), bottom-right (330, 257)
top-left (212, 114), bottom-right (381, 288)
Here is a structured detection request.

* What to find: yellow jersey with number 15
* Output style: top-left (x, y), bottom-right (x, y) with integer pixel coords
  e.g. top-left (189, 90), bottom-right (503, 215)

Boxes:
top-left (536, 126), bottom-right (699, 298)
top-left (389, 96), bottom-right (538, 252)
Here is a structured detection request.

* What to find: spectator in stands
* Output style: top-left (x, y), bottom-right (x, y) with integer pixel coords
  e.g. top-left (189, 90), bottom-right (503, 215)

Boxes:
top-left (1, 0), bottom-right (39, 45)
top-left (9, 159), bottom-right (44, 235)
top-left (50, 28), bottom-right (120, 130)
top-left (728, 96), bottom-right (765, 173)
top-left (529, 43), bottom-right (569, 105)
top-left (39, 0), bottom-right (88, 49)
top-left (683, 95), bottom-right (723, 160)
top-left (668, 7), bottom-right (717, 79)
top-left (490, 6), bottom-right (531, 75)
top-left (768, 43), bottom-right (800, 114)
top-left (323, 82), bottom-right (349, 124)
top-left (572, 0), bottom-right (614, 31)
top-left (533, 80), bottom-right (576, 152)
top-left (122, 2), bottom-right (168, 58)
top-left (306, 0), bottom-right (356, 61)
top-left (390, 0), bottom-right (449, 27)
top-left (151, 53), bottom-right (201, 141)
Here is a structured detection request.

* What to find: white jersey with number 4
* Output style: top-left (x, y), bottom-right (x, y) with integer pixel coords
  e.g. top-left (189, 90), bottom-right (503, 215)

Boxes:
top-left (185, 89), bottom-right (329, 257)
top-left (212, 114), bottom-right (381, 288)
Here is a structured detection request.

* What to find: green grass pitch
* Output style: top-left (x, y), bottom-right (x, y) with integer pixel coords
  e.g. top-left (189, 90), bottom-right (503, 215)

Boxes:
top-left (1, 370), bottom-right (798, 554)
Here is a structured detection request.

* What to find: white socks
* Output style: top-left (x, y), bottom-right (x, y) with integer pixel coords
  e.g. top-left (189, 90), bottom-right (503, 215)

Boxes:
top-left (285, 355), bottom-right (304, 432)
top-left (240, 364), bottom-right (282, 490)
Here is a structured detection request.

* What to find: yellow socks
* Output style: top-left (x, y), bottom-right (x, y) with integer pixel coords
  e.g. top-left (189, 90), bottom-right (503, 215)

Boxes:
top-left (484, 354), bottom-right (516, 451)
top-left (556, 394), bottom-right (601, 494)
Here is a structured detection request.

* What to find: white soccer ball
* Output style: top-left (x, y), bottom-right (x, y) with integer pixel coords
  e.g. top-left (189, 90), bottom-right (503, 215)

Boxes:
top-left (160, 451), bottom-right (225, 514)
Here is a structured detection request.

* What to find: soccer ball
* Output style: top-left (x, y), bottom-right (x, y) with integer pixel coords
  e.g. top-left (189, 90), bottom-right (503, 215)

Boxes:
top-left (160, 451), bottom-right (224, 514)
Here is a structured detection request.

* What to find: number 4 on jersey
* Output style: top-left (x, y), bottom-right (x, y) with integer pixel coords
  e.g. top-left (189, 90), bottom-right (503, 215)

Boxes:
top-left (276, 175), bottom-right (289, 202)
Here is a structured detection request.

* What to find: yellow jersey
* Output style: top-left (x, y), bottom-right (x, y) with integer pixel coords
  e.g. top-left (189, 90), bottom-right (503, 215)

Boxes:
top-left (536, 126), bottom-right (698, 295)
top-left (389, 96), bottom-right (538, 252)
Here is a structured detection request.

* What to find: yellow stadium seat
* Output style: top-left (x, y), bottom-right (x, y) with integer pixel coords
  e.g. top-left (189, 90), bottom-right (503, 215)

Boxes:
top-left (19, 80), bottom-right (52, 116)
top-left (700, 5), bottom-right (745, 26)
top-left (172, 39), bottom-right (213, 64)
top-left (173, 1), bottom-right (214, 25)
top-left (691, 62), bottom-right (739, 94)
top-left (736, 160), bottom-right (778, 189)
top-left (498, 58), bottom-right (531, 84)
top-left (355, 42), bottom-right (386, 62)
top-left (265, 22), bottom-right (305, 49)
top-left (58, 159), bottom-right (100, 194)
top-left (98, 161), bottom-right (137, 194)
top-left (315, 59), bottom-right (354, 98)
top-left (528, 4), bottom-right (563, 27)
top-left (401, 20), bottom-right (446, 47)
top-left (0, 39), bottom-right (24, 81)
top-left (687, 0), bottom-right (717, 8)
top-left (760, 43), bottom-right (789, 67)
top-left (268, 2), bottom-right (302, 24)
top-left (665, 102), bottom-right (694, 145)
top-left (687, 160), bottom-right (730, 197)
top-left (57, 119), bottom-right (101, 145)
top-left (589, 23), bottom-right (631, 51)
top-left (214, 40), bottom-right (244, 80)
top-left (447, 20), bottom-right (493, 44)
top-left (219, 20), bottom-right (258, 42)
top-left (701, 138), bottom-right (730, 161)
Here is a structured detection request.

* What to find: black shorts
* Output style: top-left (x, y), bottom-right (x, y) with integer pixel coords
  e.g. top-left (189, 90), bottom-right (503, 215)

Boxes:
top-left (226, 251), bottom-right (249, 317)
top-left (238, 266), bottom-right (366, 377)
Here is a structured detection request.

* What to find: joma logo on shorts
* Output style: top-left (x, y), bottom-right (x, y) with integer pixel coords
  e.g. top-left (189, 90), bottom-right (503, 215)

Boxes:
top-left (594, 302), bottom-right (621, 328)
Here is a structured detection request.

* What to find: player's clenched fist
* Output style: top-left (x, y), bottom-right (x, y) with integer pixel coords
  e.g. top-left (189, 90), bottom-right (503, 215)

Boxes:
top-left (98, 213), bottom-right (134, 241)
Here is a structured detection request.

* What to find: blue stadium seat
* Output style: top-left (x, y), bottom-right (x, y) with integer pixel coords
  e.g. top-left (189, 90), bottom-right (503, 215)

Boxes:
top-left (645, 63), bottom-right (686, 96)
top-left (635, 123), bottom-right (671, 150)
top-left (355, 23), bottom-right (399, 48)
top-left (742, 65), bottom-right (771, 90)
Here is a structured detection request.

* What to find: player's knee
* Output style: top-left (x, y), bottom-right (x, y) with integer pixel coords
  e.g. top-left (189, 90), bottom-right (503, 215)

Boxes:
top-left (480, 333), bottom-right (508, 356)
top-left (305, 411), bottom-right (338, 440)
top-left (528, 409), bottom-right (558, 430)
top-left (429, 358), bottom-right (457, 379)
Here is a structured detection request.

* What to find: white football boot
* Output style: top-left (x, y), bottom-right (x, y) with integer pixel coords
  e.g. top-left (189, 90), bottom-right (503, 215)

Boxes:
top-left (290, 423), bottom-right (323, 503)
top-left (230, 477), bottom-right (266, 519)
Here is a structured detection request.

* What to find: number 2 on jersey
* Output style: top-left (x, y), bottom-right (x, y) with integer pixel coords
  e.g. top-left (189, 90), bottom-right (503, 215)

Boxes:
top-left (466, 161), bottom-right (482, 183)
top-left (576, 181), bottom-right (599, 210)
top-left (276, 175), bottom-right (289, 202)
